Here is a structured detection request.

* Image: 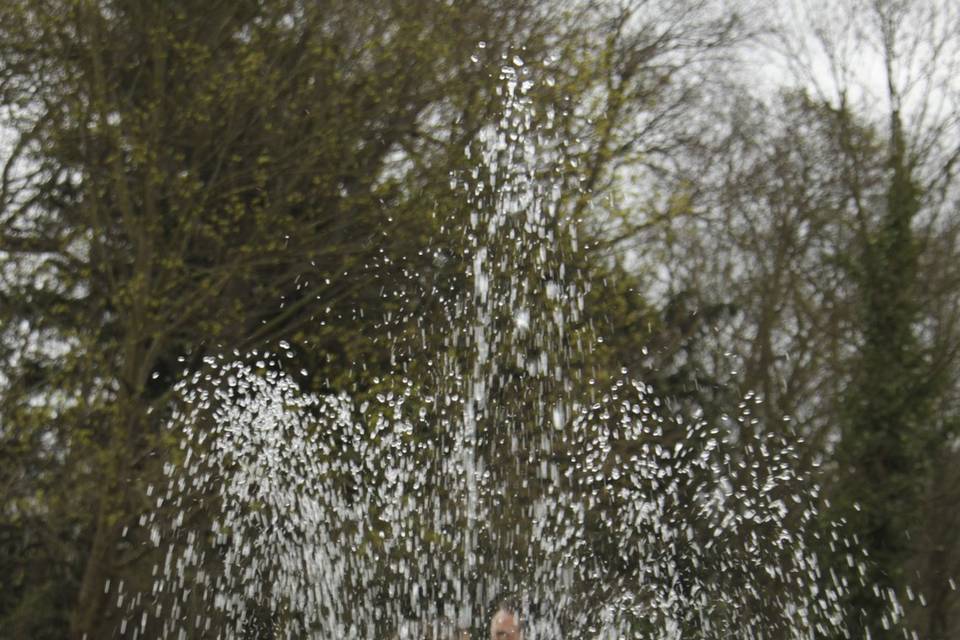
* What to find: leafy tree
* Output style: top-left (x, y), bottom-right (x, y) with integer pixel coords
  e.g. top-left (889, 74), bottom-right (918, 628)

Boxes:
top-left (0, 0), bottom-right (751, 637)
top-left (0, 1), bottom-right (551, 636)
top-left (631, 1), bottom-right (960, 636)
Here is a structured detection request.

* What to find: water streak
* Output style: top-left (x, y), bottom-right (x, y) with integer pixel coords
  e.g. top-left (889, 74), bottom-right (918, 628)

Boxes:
top-left (116, 57), bottom-right (908, 640)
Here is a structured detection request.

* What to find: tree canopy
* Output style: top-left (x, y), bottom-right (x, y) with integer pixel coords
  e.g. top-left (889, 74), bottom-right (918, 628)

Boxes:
top-left (2, 0), bottom-right (959, 638)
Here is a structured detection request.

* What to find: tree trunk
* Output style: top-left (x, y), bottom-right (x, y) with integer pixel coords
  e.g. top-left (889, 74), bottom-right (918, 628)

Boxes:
top-left (71, 491), bottom-right (115, 640)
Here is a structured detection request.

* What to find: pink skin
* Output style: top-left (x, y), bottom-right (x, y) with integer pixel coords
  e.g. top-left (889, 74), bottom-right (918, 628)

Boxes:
top-left (489, 610), bottom-right (523, 640)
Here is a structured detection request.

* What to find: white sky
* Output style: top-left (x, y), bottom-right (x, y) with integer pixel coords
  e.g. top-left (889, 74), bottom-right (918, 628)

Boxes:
top-left (751, 0), bottom-right (960, 162)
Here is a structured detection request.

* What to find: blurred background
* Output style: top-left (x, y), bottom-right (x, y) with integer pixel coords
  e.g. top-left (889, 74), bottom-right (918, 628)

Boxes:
top-left (1, 0), bottom-right (959, 638)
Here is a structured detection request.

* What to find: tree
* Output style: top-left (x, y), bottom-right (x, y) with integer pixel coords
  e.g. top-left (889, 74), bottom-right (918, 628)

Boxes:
top-left (1, 1), bottom-right (752, 637)
top-left (628, 1), bottom-right (960, 636)
top-left (0, 1), bottom-right (552, 636)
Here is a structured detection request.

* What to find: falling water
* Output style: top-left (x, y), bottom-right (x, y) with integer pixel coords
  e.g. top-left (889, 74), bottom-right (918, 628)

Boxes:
top-left (115, 57), bottom-right (911, 639)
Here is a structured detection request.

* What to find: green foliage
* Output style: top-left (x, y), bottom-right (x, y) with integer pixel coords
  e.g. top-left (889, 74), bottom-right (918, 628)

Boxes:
top-left (829, 105), bottom-right (949, 638)
top-left (1, 0), bottom-right (712, 636)
top-left (11, 1), bottom-right (954, 638)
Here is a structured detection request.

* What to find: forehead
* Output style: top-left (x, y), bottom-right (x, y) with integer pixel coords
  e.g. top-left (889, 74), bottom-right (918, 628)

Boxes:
top-left (491, 611), bottom-right (520, 628)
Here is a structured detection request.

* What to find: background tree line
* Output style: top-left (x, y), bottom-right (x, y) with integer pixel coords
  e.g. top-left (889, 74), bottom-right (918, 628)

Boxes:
top-left (1, 0), bottom-right (958, 638)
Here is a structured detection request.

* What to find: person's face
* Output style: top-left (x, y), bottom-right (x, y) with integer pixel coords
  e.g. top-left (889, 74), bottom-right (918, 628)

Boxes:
top-left (489, 610), bottom-right (523, 640)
